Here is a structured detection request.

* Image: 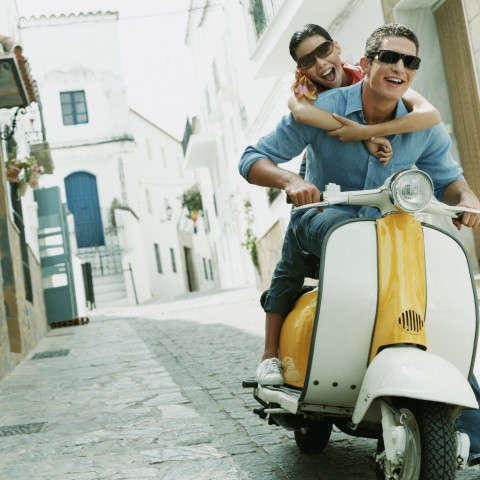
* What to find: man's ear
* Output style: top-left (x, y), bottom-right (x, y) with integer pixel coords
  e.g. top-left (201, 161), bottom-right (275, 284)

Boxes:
top-left (359, 56), bottom-right (370, 76)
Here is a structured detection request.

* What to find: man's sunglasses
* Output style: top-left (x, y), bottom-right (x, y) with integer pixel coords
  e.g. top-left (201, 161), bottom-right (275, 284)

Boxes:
top-left (371, 50), bottom-right (421, 70)
top-left (297, 41), bottom-right (334, 70)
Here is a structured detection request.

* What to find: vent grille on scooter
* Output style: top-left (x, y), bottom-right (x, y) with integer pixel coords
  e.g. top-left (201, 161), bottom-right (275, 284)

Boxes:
top-left (397, 310), bottom-right (424, 333)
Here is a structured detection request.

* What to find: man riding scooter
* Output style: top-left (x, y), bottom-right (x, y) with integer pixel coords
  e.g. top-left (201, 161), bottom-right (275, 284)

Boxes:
top-left (239, 23), bottom-right (480, 466)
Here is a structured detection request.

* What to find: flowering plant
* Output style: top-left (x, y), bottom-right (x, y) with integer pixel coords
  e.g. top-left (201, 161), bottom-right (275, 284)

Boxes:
top-left (20, 157), bottom-right (44, 189)
top-left (5, 154), bottom-right (44, 194)
top-left (5, 157), bottom-right (24, 182)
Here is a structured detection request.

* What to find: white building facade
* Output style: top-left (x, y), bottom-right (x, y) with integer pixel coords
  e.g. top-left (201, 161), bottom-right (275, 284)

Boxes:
top-left (18, 10), bottom-right (219, 306)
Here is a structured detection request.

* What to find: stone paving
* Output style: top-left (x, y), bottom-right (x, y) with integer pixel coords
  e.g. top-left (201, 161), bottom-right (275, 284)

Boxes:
top-left (0, 287), bottom-right (478, 479)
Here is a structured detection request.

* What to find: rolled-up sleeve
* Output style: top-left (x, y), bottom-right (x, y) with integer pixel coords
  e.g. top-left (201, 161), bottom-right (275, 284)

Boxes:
top-left (238, 114), bottom-right (314, 181)
top-left (417, 124), bottom-right (464, 200)
top-left (238, 143), bottom-right (269, 180)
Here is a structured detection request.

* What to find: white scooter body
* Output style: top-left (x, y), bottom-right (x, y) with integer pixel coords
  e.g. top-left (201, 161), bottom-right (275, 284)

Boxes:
top-left (255, 219), bottom-right (478, 416)
top-left (306, 219), bottom-right (477, 417)
top-left (246, 170), bottom-right (480, 477)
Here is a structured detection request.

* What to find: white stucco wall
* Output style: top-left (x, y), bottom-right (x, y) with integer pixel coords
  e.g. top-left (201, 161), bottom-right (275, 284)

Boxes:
top-left (185, 0), bottom-right (264, 288)
top-left (19, 13), bottom-right (130, 146)
top-left (17, 10), bottom-right (217, 303)
top-left (0, 0), bottom-right (18, 37)
top-left (128, 109), bottom-right (196, 298)
top-left (18, 11), bottom-right (134, 217)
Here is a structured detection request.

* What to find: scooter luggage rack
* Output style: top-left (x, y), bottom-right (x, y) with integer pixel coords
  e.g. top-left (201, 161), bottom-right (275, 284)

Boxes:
top-left (254, 383), bottom-right (356, 418)
top-left (243, 380), bottom-right (303, 413)
top-left (255, 384), bottom-right (304, 414)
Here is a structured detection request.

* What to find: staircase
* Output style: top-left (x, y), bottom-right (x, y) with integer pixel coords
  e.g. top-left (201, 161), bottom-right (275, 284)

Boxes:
top-left (76, 222), bottom-right (131, 308)
top-left (93, 273), bottom-right (130, 307)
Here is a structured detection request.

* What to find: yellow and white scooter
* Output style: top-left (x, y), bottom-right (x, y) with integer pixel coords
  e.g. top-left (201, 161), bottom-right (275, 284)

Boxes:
top-left (243, 169), bottom-right (479, 480)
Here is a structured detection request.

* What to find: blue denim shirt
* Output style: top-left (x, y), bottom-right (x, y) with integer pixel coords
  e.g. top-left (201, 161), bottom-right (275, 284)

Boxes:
top-left (239, 80), bottom-right (463, 219)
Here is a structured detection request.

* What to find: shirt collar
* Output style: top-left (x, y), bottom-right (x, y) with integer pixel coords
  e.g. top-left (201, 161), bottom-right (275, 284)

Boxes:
top-left (345, 79), bottom-right (410, 119)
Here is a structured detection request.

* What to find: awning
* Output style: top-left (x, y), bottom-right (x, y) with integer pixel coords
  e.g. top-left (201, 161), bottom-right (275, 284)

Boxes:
top-left (0, 35), bottom-right (39, 109)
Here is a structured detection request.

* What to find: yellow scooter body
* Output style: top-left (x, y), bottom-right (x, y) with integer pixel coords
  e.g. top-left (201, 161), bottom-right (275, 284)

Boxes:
top-left (279, 290), bottom-right (317, 388)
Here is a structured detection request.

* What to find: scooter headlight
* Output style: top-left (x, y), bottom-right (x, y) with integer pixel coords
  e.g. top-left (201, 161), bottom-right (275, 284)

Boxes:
top-left (389, 170), bottom-right (434, 212)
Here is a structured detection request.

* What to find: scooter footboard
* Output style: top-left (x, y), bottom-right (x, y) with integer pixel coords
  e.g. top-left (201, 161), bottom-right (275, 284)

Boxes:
top-left (351, 347), bottom-right (478, 425)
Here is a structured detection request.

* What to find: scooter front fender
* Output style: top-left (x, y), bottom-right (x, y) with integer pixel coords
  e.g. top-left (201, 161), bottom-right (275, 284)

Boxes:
top-left (352, 347), bottom-right (478, 426)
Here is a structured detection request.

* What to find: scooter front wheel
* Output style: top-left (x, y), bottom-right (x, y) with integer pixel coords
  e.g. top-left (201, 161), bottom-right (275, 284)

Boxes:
top-left (376, 400), bottom-right (456, 480)
top-left (294, 419), bottom-right (333, 454)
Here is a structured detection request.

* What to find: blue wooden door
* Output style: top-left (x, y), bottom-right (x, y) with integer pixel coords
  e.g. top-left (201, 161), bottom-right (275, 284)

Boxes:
top-left (65, 172), bottom-right (105, 248)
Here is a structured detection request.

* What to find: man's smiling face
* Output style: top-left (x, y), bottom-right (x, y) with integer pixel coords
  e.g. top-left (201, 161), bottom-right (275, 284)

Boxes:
top-left (294, 34), bottom-right (344, 89)
top-left (363, 36), bottom-right (418, 101)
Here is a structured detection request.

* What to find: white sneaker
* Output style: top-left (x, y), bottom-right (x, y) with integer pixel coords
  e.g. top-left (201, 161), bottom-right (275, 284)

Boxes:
top-left (256, 358), bottom-right (283, 385)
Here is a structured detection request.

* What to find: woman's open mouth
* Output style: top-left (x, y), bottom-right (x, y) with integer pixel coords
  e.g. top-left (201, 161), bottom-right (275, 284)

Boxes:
top-left (321, 67), bottom-right (337, 84)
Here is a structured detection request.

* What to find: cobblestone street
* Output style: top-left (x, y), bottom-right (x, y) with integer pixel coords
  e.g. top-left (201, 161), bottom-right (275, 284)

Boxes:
top-left (0, 287), bottom-right (479, 479)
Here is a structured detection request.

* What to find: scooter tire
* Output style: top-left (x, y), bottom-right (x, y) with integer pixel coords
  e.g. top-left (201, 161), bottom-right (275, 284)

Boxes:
top-left (375, 400), bottom-right (456, 480)
top-left (294, 419), bottom-right (333, 454)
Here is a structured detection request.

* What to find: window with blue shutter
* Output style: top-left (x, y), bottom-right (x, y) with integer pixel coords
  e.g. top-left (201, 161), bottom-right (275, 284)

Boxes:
top-left (60, 90), bottom-right (89, 125)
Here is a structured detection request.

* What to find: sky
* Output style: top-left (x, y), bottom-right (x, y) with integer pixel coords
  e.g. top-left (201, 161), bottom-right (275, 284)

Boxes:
top-left (15, 0), bottom-right (192, 139)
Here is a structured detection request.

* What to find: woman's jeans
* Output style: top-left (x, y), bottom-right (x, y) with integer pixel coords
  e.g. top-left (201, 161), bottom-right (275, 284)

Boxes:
top-left (263, 208), bottom-right (355, 316)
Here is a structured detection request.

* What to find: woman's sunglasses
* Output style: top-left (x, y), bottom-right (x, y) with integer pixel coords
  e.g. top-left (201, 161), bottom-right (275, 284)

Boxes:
top-left (296, 41), bottom-right (334, 70)
top-left (371, 50), bottom-right (421, 70)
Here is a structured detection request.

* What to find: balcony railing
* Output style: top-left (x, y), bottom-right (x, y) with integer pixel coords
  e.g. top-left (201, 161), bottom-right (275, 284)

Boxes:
top-left (249, 0), bottom-right (285, 40)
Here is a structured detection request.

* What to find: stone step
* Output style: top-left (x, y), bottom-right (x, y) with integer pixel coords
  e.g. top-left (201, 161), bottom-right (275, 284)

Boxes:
top-left (92, 273), bottom-right (129, 307)
top-left (93, 273), bottom-right (125, 286)
top-left (94, 280), bottom-right (126, 295)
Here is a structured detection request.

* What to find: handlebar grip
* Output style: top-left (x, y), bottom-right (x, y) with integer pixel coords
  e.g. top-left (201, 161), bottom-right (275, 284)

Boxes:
top-left (287, 192), bottom-right (325, 208)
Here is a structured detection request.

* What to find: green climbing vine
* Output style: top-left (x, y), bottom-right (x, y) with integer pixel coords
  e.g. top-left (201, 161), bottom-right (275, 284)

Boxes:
top-left (242, 199), bottom-right (259, 270)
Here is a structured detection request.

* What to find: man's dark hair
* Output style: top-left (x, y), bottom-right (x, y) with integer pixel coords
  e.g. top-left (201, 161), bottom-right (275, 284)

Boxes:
top-left (289, 24), bottom-right (333, 61)
top-left (364, 23), bottom-right (420, 59)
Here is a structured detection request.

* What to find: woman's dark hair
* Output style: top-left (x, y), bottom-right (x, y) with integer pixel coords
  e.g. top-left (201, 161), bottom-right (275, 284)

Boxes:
top-left (364, 23), bottom-right (420, 59)
top-left (289, 24), bottom-right (333, 61)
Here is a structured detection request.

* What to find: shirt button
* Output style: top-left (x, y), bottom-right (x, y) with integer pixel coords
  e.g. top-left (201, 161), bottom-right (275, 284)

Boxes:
top-left (369, 161), bottom-right (373, 165)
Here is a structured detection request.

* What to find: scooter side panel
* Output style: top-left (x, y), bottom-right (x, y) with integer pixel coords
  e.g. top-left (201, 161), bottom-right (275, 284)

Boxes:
top-left (423, 225), bottom-right (478, 377)
top-left (301, 220), bottom-right (378, 407)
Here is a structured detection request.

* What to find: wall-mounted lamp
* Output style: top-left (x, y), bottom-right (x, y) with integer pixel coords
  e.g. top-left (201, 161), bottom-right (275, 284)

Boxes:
top-left (161, 204), bottom-right (173, 223)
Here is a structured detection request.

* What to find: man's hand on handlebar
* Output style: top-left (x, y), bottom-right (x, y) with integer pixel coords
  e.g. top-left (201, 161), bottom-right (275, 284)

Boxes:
top-left (285, 178), bottom-right (323, 211)
top-left (453, 198), bottom-right (480, 230)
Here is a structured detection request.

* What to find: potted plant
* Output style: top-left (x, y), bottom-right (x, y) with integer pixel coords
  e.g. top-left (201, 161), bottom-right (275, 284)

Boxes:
top-left (181, 184), bottom-right (203, 233)
top-left (5, 157), bottom-right (24, 182)
top-left (6, 155), bottom-right (44, 196)
top-left (5, 146), bottom-right (22, 182)
top-left (26, 158), bottom-right (44, 189)
top-left (181, 184), bottom-right (203, 217)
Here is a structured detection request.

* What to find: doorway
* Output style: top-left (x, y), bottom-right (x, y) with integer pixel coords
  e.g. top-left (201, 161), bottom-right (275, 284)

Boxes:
top-left (184, 247), bottom-right (198, 291)
top-left (65, 171), bottom-right (105, 248)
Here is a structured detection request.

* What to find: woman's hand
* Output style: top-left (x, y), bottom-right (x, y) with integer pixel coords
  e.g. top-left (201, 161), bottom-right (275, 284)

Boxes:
top-left (365, 137), bottom-right (393, 165)
top-left (327, 113), bottom-right (372, 141)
